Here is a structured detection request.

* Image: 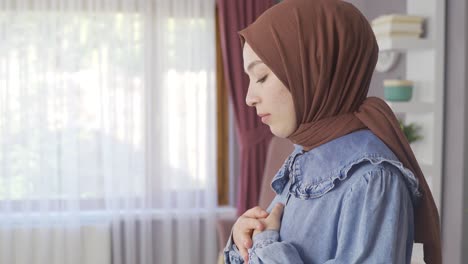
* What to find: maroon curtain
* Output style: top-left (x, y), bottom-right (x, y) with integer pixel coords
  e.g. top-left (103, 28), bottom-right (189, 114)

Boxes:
top-left (216, 0), bottom-right (275, 216)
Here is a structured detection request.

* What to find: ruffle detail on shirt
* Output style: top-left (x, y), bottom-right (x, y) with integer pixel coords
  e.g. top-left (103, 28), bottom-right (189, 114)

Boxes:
top-left (271, 148), bottom-right (302, 195)
top-left (288, 153), bottom-right (422, 205)
top-left (251, 230), bottom-right (280, 250)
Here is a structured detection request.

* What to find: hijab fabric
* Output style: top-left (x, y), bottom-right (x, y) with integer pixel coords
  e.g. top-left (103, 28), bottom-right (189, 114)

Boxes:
top-left (238, 0), bottom-right (441, 263)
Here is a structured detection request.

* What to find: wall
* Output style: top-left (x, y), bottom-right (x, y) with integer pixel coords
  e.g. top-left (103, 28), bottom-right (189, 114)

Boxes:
top-left (345, 0), bottom-right (406, 98)
top-left (442, 0), bottom-right (468, 262)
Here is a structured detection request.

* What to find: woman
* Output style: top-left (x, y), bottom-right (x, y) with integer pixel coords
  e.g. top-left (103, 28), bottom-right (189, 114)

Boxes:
top-left (223, 0), bottom-right (441, 263)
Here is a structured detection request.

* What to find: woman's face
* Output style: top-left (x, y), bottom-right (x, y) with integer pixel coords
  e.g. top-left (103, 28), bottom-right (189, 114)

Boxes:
top-left (243, 43), bottom-right (297, 138)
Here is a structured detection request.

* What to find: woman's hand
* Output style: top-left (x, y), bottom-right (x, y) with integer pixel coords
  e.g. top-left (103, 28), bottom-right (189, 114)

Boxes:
top-left (232, 206), bottom-right (269, 263)
top-left (232, 203), bottom-right (285, 263)
top-left (252, 203), bottom-right (284, 237)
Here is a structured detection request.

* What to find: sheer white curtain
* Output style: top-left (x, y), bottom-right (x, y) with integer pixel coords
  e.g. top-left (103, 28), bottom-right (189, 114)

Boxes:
top-left (0, 0), bottom-right (217, 264)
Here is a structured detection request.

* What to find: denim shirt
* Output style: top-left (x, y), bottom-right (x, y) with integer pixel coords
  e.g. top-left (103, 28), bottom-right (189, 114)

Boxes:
top-left (224, 129), bottom-right (421, 264)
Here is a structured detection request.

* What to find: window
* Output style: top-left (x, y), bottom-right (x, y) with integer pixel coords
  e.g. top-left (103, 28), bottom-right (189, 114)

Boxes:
top-left (0, 9), bottom-right (216, 207)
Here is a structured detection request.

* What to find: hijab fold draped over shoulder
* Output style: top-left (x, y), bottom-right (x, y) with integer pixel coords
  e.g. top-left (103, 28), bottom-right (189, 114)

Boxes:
top-left (238, 0), bottom-right (441, 263)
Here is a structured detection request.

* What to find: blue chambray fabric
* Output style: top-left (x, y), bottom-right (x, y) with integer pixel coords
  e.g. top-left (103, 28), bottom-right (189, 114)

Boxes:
top-left (224, 129), bottom-right (421, 264)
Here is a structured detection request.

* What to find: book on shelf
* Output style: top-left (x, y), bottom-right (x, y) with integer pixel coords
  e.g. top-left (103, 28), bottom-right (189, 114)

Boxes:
top-left (371, 14), bottom-right (425, 26)
top-left (372, 22), bottom-right (423, 35)
top-left (375, 31), bottom-right (422, 39)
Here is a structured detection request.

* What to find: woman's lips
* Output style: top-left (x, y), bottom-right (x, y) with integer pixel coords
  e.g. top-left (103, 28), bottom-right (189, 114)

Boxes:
top-left (258, 114), bottom-right (271, 123)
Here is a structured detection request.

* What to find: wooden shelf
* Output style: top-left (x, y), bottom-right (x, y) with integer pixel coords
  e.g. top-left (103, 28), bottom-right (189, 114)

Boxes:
top-left (377, 38), bottom-right (432, 51)
top-left (386, 101), bottom-right (434, 113)
top-left (375, 0), bottom-right (444, 226)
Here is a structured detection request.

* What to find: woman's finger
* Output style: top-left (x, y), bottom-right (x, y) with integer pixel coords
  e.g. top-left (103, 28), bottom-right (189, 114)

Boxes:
top-left (265, 203), bottom-right (284, 230)
top-left (238, 245), bottom-right (249, 263)
top-left (243, 234), bottom-right (253, 248)
top-left (234, 230), bottom-right (253, 248)
top-left (232, 218), bottom-right (256, 249)
top-left (243, 206), bottom-right (269, 218)
top-left (238, 216), bottom-right (266, 231)
top-left (268, 203), bottom-right (284, 220)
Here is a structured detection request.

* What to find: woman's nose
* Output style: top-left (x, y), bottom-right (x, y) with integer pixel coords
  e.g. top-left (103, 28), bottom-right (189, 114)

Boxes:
top-left (245, 86), bottom-right (260, 107)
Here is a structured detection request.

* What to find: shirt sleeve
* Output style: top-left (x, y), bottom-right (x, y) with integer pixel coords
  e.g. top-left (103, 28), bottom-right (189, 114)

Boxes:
top-left (223, 231), bottom-right (245, 264)
top-left (223, 228), bottom-right (303, 264)
top-left (323, 165), bottom-right (415, 264)
top-left (248, 230), bottom-right (304, 264)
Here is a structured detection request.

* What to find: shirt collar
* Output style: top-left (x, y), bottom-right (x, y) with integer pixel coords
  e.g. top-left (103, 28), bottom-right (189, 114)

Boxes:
top-left (271, 129), bottom-right (401, 195)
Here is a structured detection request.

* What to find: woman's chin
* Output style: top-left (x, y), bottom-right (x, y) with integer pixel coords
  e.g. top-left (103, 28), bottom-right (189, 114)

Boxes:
top-left (270, 127), bottom-right (289, 138)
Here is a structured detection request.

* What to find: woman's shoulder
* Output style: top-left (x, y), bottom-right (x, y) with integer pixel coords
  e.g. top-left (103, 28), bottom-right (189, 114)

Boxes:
top-left (341, 161), bottom-right (421, 208)
top-left (285, 130), bottom-right (420, 202)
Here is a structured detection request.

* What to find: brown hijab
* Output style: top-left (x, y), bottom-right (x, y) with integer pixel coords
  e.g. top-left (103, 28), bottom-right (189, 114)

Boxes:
top-left (239, 0), bottom-right (441, 263)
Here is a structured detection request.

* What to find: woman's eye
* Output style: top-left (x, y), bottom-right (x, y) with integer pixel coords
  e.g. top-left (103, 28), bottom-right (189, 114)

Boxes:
top-left (256, 75), bottom-right (268, 84)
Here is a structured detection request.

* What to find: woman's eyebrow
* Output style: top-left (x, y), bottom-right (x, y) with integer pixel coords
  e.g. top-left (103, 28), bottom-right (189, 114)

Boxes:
top-left (244, 60), bottom-right (263, 73)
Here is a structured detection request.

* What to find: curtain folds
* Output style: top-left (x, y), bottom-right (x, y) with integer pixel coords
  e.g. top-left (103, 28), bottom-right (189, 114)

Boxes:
top-left (216, 0), bottom-right (275, 216)
top-left (0, 0), bottom-right (217, 263)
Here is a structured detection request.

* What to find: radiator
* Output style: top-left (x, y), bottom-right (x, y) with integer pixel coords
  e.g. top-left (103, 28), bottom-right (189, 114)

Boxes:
top-left (0, 224), bottom-right (111, 264)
